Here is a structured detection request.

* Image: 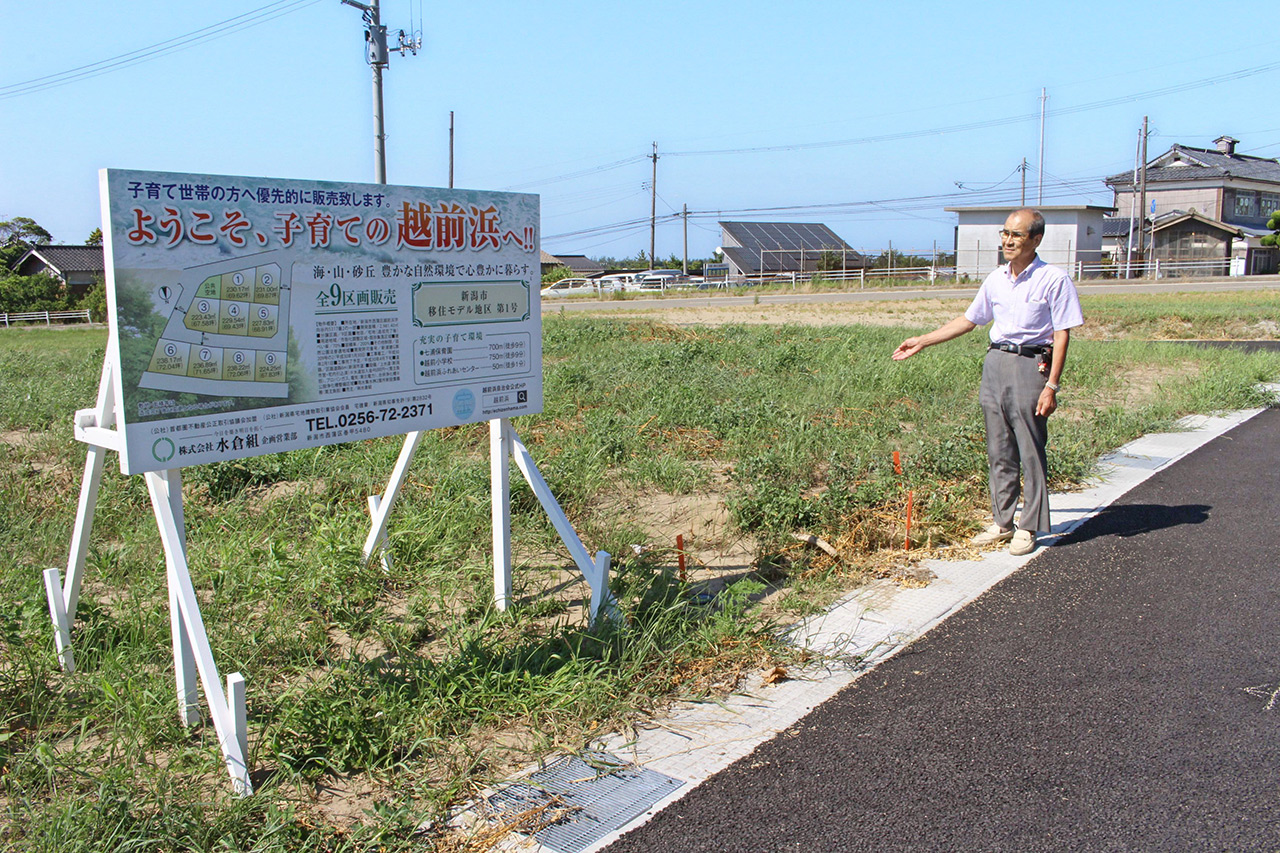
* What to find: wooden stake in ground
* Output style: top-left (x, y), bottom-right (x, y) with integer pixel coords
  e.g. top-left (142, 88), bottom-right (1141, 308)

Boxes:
top-left (893, 450), bottom-right (911, 550)
top-left (904, 490), bottom-right (914, 551)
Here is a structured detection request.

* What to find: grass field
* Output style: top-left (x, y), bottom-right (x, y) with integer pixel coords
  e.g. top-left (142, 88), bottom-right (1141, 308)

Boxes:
top-left (1, 290), bottom-right (1278, 851)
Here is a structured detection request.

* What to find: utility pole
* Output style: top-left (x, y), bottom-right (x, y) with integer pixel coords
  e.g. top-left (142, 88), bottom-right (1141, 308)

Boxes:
top-left (682, 203), bottom-right (688, 275)
top-left (1138, 115), bottom-right (1149, 267)
top-left (649, 142), bottom-right (658, 270)
top-left (1020, 158), bottom-right (1027, 206)
top-left (342, 0), bottom-right (420, 184)
top-left (1037, 88), bottom-right (1047, 205)
top-left (1125, 124), bottom-right (1141, 278)
top-left (449, 111), bottom-right (454, 188)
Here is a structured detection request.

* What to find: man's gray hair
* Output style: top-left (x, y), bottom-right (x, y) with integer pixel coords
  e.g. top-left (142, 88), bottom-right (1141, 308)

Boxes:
top-left (1015, 208), bottom-right (1046, 238)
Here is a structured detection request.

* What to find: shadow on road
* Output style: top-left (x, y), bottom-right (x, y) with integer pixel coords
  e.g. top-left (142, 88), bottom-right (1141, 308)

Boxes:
top-left (1055, 502), bottom-right (1210, 545)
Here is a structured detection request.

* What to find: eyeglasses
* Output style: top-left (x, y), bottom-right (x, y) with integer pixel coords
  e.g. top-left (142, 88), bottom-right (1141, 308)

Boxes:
top-left (999, 229), bottom-right (1029, 240)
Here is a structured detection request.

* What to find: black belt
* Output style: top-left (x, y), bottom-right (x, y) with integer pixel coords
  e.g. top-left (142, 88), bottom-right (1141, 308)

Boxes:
top-left (989, 341), bottom-right (1049, 357)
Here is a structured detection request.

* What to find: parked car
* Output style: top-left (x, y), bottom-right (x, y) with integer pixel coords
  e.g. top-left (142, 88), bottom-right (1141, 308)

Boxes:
top-left (637, 269), bottom-right (685, 290)
top-left (595, 272), bottom-right (643, 292)
top-left (540, 277), bottom-right (598, 297)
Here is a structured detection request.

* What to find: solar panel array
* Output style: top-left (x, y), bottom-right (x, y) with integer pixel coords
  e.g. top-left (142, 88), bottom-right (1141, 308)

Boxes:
top-left (719, 221), bottom-right (865, 274)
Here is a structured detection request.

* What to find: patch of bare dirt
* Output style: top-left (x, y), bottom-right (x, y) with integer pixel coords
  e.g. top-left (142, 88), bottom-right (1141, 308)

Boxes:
top-left (1116, 360), bottom-right (1197, 404)
top-left (580, 299), bottom-right (966, 330)
top-left (325, 592), bottom-right (410, 661)
top-left (310, 773), bottom-right (383, 828)
top-left (1249, 319), bottom-right (1280, 338)
top-left (0, 427), bottom-right (73, 480)
top-left (597, 466), bottom-right (757, 584)
top-left (0, 428), bottom-right (39, 450)
top-left (242, 478), bottom-right (326, 514)
top-left (1061, 359), bottom-right (1199, 423)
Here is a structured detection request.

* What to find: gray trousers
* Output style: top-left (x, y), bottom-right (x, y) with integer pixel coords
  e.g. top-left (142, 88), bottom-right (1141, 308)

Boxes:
top-left (979, 349), bottom-right (1051, 533)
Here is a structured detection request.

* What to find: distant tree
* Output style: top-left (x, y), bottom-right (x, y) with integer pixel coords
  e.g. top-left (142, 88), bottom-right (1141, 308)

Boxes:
top-left (81, 278), bottom-right (108, 322)
top-left (86, 227), bottom-right (103, 246)
top-left (599, 250), bottom-right (649, 270)
top-left (816, 249), bottom-right (845, 271)
top-left (0, 272), bottom-right (69, 312)
top-left (0, 216), bottom-right (52, 245)
top-left (589, 249), bottom-right (713, 273)
top-left (871, 248), bottom-right (939, 270)
top-left (541, 265), bottom-right (574, 285)
top-left (655, 252), bottom-right (704, 274)
top-left (1261, 209), bottom-right (1280, 248)
top-left (0, 216), bottom-right (53, 269)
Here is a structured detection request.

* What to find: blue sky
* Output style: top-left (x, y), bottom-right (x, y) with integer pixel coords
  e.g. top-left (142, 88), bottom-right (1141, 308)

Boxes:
top-left (3, 1), bottom-right (1278, 262)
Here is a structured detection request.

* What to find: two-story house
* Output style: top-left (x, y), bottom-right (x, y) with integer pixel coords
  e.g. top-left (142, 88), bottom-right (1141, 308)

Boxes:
top-left (1104, 136), bottom-right (1280, 275)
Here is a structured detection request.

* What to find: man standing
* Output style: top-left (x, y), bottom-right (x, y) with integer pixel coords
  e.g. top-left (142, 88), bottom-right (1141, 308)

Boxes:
top-left (892, 208), bottom-right (1083, 555)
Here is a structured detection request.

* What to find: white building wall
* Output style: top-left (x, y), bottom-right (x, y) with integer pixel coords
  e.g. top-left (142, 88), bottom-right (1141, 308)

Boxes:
top-left (952, 209), bottom-right (1008, 279)
top-left (951, 207), bottom-right (1112, 278)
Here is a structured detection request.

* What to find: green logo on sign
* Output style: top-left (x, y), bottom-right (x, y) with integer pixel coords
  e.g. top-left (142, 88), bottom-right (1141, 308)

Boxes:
top-left (152, 437), bottom-right (176, 463)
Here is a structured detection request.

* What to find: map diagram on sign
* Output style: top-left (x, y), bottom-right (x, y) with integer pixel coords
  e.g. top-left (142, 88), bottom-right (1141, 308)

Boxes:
top-left (139, 252), bottom-right (292, 399)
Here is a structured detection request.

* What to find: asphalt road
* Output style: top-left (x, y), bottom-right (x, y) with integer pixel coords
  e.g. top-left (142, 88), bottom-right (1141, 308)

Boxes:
top-left (545, 276), bottom-right (1280, 313)
top-left (606, 406), bottom-right (1280, 852)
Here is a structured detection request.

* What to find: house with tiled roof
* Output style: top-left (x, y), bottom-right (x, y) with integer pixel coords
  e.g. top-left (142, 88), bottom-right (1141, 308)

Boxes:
top-left (539, 250), bottom-right (606, 278)
top-left (539, 249), bottom-right (562, 275)
top-left (548, 254), bottom-right (605, 277)
top-left (13, 245), bottom-right (105, 295)
top-left (1104, 136), bottom-right (1280, 274)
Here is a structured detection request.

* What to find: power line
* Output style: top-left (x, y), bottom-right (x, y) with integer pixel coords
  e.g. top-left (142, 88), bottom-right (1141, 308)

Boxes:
top-left (501, 155), bottom-right (648, 191)
top-left (529, 57), bottom-right (1280, 195)
top-left (542, 173), bottom-right (1116, 243)
top-left (541, 188), bottom-right (648, 220)
top-left (664, 60), bottom-right (1280, 159)
top-left (0, 1), bottom-right (322, 100)
top-left (954, 162), bottom-right (1025, 192)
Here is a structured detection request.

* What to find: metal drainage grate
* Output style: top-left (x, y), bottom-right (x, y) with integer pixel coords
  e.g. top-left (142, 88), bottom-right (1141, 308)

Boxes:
top-left (484, 751), bottom-right (684, 853)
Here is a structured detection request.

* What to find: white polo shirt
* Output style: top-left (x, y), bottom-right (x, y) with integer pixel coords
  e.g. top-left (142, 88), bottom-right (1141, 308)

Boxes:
top-left (964, 255), bottom-right (1083, 346)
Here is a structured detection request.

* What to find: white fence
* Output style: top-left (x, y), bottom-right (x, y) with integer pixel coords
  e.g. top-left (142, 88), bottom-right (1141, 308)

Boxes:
top-left (1, 309), bottom-right (94, 327)
top-left (726, 257), bottom-right (1241, 289)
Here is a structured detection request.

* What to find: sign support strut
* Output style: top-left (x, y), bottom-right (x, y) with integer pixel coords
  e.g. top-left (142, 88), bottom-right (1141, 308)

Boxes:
top-left (44, 347), bottom-right (252, 795)
top-left (362, 419), bottom-right (615, 622)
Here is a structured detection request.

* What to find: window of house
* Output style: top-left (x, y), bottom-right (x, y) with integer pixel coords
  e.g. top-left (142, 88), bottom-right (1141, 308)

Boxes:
top-left (1234, 191), bottom-right (1257, 218)
top-left (1261, 193), bottom-right (1280, 218)
top-left (1163, 228), bottom-right (1223, 261)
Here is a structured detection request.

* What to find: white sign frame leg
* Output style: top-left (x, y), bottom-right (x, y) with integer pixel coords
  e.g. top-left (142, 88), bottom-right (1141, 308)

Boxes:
top-left (44, 355), bottom-right (115, 674)
top-left (144, 468), bottom-right (250, 794)
top-left (361, 429), bottom-right (424, 571)
top-left (364, 418), bottom-right (616, 622)
top-left (44, 352), bottom-right (252, 795)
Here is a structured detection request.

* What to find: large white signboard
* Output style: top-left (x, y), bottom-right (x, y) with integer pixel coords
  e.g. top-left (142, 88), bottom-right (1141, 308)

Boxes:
top-left (99, 168), bottom-right (541, 474)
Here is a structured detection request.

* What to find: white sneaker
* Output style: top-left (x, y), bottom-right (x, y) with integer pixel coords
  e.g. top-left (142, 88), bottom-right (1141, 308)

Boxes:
top-left (1009, 528), bottom-right (1037, 556)
top-left (971, 524), bottom-right (1014, 546)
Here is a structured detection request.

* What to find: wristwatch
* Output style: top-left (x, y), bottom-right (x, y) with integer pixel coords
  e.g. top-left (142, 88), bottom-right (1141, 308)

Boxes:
top-left (1045, 380), bottom-right (1061, 392)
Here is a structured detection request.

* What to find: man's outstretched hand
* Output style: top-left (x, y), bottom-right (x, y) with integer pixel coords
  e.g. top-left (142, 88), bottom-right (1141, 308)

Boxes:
top-left (892, 338), bottom-right (924, 360)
